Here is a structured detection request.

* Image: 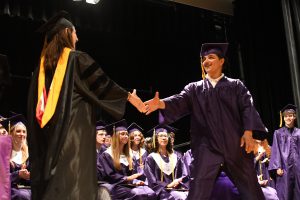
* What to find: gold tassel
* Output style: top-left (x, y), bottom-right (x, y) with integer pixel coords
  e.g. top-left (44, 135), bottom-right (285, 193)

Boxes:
top-left (152, 129), bottom-right (156, 149)
top-left (279, 111), bottom-right (283, 127)
top-left (201, 57), bottom-right (206, 80)
top-left (8, 120), bottom-right (11, 134)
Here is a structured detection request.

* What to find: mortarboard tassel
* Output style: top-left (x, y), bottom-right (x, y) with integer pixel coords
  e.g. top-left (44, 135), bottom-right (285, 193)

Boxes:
top-left (200, 58), bottom-right (206, 80)
top-left (152, 129), bottom-right (156, 149)
top-left (279, 111), bottom-right (283, 127)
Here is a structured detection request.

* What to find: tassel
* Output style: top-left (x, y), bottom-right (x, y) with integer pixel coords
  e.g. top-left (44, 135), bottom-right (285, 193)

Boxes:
top-left (152, 129), bottom-right (156, 149)
top-left (279, 111), bottom-right (283, 127)
top-left (201, 57), bottom-right (206, 80)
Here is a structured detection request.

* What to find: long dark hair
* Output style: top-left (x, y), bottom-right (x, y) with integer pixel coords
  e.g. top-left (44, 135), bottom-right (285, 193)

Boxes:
top-left (153, 134), bottom-right (173, 154)
top-left (41, 27), bottom-right (74, 74)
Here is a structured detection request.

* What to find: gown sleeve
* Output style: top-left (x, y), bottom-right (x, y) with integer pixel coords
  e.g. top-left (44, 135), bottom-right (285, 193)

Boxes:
top-left (268, 130), bottom-right (282, 171)
top-left (74, 51), bottom-right (128, 120)
top-left (159, 83), bottom-right (194, 124)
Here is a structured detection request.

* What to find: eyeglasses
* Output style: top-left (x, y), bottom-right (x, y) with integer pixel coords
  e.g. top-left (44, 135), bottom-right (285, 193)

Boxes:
top-left (157, 134), bottom-right (168, 138)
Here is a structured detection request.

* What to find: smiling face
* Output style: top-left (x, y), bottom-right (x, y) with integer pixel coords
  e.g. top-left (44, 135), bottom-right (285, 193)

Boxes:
top-left (118, 131), bottom-right (129, 146)
top-left (130, 131), bottom-right (143, 147)
top-left (157, 132), bottom-right (169, 148)
top-left (11, 123), bottom-right (27, 145)
top-left (283, 112), bottom-right (296, 128)
top-left (201, 53), bottom-right (224, 78)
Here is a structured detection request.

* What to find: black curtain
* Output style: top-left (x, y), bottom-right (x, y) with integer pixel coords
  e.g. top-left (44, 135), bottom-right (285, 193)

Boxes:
top-left (0, 0), bottom-right (235, 148)
top-left (233, 0), bottom-right (294, 144)
top-left (281, 0), bottom-right (300, 126)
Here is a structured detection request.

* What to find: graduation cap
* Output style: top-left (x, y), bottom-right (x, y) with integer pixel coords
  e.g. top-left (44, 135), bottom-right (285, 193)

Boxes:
top-left (279, 104), bottom-right (297, 127)
top-left (200, 43), bottom-right (228, 57)
top-left (37, 10), bottom-right (74, 43)
top-left (0, 113), bottom-right (26, 134)
top-left (200, 43), bottom-right (229, 80)
top-left (96, 120), bottom-right (107, 131)
top-left (105, 119), bottom-right (128, 136)
top-left (127, 122), bottom-right (143, 134)
top-left (0, 115), bottom-right (6, 121)
top-left (147, 124), bottom-right (177, 148)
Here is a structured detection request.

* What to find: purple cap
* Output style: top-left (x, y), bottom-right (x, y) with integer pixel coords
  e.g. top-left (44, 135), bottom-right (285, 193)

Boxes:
top-left (0, 113), bottom-right (26, 131)
top-left (128, 122), bottom-right (143, 134)
top-left (96, 120), bottom-right (107, 131)
top-left (200, 43), bottom-right (228, 57)
top-left (105, 119), bottom-right (128, 136)
top-left (147, 124), bottom-right (177, 136)
top-left (281, 104), bottom-right (297, 114)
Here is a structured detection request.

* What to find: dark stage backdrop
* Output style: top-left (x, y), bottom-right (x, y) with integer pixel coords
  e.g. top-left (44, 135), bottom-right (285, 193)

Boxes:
top-left (234, 0), bottom-right (299, 144)
top-left (0, 0), bottom-right (295, 148)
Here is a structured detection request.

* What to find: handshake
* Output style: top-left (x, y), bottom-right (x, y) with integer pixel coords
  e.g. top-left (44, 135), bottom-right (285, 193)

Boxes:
top-left (127, 89), bottom-right (163, 115)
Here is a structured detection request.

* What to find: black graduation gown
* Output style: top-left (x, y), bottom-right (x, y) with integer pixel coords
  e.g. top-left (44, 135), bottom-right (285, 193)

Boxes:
top-left (27, 50), bottom-right (128, 200)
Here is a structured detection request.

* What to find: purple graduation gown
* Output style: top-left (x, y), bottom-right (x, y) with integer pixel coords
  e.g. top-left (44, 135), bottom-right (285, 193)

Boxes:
top-left (182, 149), bottom-right (241, 200)
top-left (254, 152), bottom-right (275, 188)
top-left (96, 145), bottom-right (107, 181)
top-left (0, 136), bottom-right (12, 200)
top-left (268, 126), bottom-right (300, 200)
top-left (254, 153), bottom-right (279, 200)
top-left (159, 76), bottom-right (266, 200)
top-left (131, 148), bottom-right (148, 181)
top-left (98, 150), bottom-right (157, 200)
top-left (144, 152), bottom-right (188, 200)
top-left (10, 160), bottom-right (31, 200)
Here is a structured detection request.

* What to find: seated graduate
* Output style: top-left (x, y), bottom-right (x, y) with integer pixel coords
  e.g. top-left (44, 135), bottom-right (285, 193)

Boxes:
top-left (128, 122), bottom-right (148, 175)
top-left (97, 119), bottom-right (157, 200)
top-left (96, 120), bottom-right (108, 182)
top-left (144, 137), bottom-right (154, 154)
top-left (2, 114), bottom-right (31, 200)
top-left (169, 131), bottom-right (183, 159)
top-left (104, 134), bottom-right (112, 148)
top-left (181, 149), bottom-right (240, 200)
top-left (96, 120), bottom-right (108, 157)
top-left (144, 124), bottom-right (188, 200)
top-left (254, 139), bottom-right (279, 200)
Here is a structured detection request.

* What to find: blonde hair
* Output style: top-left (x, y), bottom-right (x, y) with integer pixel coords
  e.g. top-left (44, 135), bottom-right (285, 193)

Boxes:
top-left (9, 122), bottom-right (29, 165)
top-left (111, 131), bottom-right (133, 171)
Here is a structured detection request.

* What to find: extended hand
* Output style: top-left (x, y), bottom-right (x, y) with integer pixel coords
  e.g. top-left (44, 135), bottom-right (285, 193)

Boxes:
top-left (240, 130), bottom-right (255, 153)
top-left (128, 89), bottom-right (146, 113)
top-left (144, 91), bottom-right (161, 115)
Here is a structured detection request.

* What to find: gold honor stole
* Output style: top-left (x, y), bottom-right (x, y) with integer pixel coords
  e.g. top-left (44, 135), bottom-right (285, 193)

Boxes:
top-left (36, 47), bottom-right (71, 128)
